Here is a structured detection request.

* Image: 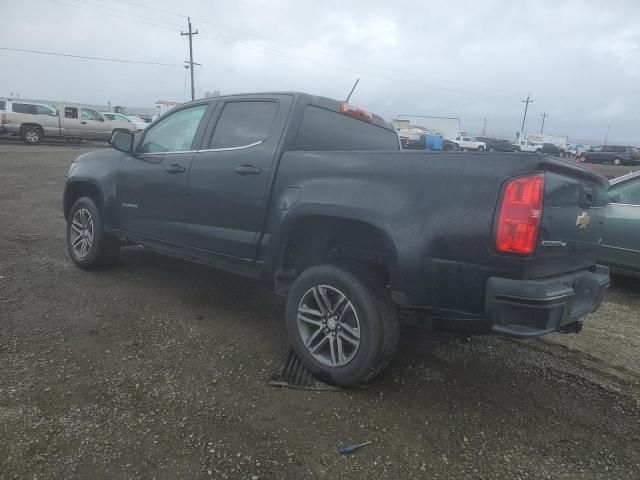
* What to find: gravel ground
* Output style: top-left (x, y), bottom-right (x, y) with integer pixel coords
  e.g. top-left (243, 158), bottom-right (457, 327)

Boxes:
top-left (1, 143), bottom-right (639, 479)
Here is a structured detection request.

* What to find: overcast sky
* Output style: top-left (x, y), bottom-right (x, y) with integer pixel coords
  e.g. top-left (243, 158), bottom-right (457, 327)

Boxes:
top-left (2, 0), bottom-right (639, 143)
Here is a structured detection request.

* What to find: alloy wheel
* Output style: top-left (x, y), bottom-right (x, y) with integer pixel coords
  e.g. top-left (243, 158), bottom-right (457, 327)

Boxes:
top-left (297, 285), bottom-right (361, 367)
top-left (70, 208), bottom-right (94, 258)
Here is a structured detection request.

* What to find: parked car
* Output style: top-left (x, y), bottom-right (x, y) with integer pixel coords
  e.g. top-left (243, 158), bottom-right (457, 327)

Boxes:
top-left (101, 112), bottom-right (139, 132)
top-left (455, 135), bottom-right (486, 151)
top-left (540, 143), bottom-right (566, 156)
top-left (2, 100), bottom-right (137, 144)
top-left (127, 115), bottom-right (150, 131)
top-left (578, 145), bottom-right (640, 165)
top-left (599, 171), bottom-right (640, 278)
top-left (476, 137), bottom-right (520, 152)
top-left (64, 92), bottom-right (610, 386)
top-left (0, 99), bottom-right (6, 135)
top-left (515, 139), bottom-right (543, 152)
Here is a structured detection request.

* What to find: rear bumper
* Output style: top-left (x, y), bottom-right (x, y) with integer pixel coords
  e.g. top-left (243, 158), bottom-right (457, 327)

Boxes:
top-left (485, 265), bottom-right (610, 337)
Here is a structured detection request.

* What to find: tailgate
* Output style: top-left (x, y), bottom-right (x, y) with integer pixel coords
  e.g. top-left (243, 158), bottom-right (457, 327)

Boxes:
top-left (528, 160), bottom-right (609, 278)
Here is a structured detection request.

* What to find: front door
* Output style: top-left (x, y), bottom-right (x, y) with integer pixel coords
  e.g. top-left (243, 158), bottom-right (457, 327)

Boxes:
top-left (115, 103), bottom-right (211, 245)
top-left (601, 176), bottom-right (640, 274)
top-left (185, 96), bottom-right (293, 260)
top-left (80, 107), bottom-right (109, 139)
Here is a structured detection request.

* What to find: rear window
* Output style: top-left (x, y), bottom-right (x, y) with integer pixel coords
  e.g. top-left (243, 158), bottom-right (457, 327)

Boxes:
top-left (296, 106), bottom-right (399, 151)
top-left (11, 103), bottom-right (37, 114)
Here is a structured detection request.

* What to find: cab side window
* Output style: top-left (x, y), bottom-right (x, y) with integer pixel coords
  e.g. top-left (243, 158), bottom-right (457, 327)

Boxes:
top-left (36, 105), bottom-right (56, 116)
top-left (65, 107), bottom-right (78, 119)
top-left (208, 101), bottom-right (278, 149)
top-left (609, 179), bottom-right (640, 205)
top-left (81, 108), bottom-right (103, 121)
top-left (12, 103), bottom-right (37, 114)
top-left (141, 104), bottom-right (207, 153)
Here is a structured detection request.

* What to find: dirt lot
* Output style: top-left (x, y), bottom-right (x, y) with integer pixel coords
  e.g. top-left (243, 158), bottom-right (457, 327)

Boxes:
top-left (1, 143), bottom-right (639, 480)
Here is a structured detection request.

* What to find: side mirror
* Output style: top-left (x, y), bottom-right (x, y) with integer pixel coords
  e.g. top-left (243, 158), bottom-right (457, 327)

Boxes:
top-left (110, 130), bottom-right (134, 154)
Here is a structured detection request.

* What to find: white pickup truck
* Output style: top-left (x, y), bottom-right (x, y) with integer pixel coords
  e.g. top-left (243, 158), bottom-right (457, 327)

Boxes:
top-left (1, 100), bottom-right (137, 144)
top-left (454, 135), bottom-right (486, 151)
top-left (515, 139), bottom-right (543, 153)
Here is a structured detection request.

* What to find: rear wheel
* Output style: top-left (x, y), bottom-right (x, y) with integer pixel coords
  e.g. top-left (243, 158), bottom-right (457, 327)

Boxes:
top-left (286, 263), bottom-right (399, 386)
top-left (66, 196), bottom-right (120, 269)
top-left (613, 157), bottom-right (622, 165)
top-left (22, 126), bottom-right (42, 145)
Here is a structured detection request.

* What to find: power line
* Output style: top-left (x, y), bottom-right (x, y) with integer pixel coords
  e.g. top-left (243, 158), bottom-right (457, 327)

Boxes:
top-left (111, 0), bottom-right (188, 18)
top-left (67, 0), bottom-right (182, 27)
top-left (0, 47), bottom-right (184, 67)
top-left (44, 0), bottom-right (181, 32)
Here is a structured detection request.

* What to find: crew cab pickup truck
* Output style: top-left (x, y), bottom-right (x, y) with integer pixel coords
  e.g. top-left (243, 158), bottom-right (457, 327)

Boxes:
top-left (2, 100), bottom-right (137, 144)
top-left (64, 92), bottom-right (610, 386)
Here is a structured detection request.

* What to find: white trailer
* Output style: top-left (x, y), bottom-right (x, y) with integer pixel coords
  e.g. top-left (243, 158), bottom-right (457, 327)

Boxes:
top-left (515, 132), bottom-right (568, 149)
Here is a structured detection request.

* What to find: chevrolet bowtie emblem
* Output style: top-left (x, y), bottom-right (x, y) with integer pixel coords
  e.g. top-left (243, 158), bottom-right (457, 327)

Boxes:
top-left (576, 211), bottom-right (591, 229)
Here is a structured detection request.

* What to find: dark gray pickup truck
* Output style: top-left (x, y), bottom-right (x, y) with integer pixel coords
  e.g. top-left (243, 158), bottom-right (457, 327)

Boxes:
top-left (64, 92), bottom-right (610, 386)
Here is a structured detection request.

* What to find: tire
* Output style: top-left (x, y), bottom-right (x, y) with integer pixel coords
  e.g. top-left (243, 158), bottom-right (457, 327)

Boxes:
top-left (535, 148), bottom-right (542, 153)
top-left (22, 126), bottom-right (42, 145)
top-left (477, 146), bottom-right (485, 152)
top-left (66, 196), bottom-right (119, 269)
top-left (613, 157), bottom-right (622, 166)
top-left (286, 263), bottom-right (400, 387)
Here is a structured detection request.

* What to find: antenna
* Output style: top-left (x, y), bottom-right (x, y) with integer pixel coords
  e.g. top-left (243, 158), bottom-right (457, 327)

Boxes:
top-left (345, 78), bottom-right (360, 103)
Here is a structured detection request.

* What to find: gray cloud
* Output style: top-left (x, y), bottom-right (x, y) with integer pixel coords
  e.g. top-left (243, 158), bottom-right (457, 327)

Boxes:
top-left (2, 0), bottom-right (639, 144)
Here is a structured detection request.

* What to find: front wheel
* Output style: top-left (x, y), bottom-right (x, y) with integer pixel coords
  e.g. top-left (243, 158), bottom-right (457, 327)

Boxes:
top-left (66, 196), bottom-right (120, 269)
top-left (286, 264), bottom-right (399, 386)
top-left (613, 157), bottom-right (622, 165)
top-left (477, 146), bottom-right (485, 151)
top-left (535, 148), bottom-right (542, 153)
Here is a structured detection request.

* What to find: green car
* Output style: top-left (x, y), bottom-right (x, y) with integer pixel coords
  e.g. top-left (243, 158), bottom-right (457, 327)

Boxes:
top-left (600, 171), bottom-right (640, 278)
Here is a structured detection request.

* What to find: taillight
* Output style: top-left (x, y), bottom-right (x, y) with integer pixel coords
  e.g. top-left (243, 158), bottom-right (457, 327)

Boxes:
top-left (339, 102), bottom-right (373, 123)
top-left (495, 174), bottom-right (544, 255)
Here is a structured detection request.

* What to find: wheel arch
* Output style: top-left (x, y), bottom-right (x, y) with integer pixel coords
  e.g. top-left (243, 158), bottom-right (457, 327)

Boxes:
top-left (274, 214), bottom-right (399, 294)
top-left (64, 180), bottom-right (104, 221)
top-left (20, 123), bottom-right (44, 134)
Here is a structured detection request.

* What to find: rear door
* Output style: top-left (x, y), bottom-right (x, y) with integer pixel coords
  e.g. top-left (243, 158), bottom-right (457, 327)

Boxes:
top-left (61, 106), bottom-right (82, 136)
top-left (184, 95), bottom-right (293, 260)
top-left (528, 165), bottom-right (609, 278)
top-left (600, 176), bottom-right (640, 274)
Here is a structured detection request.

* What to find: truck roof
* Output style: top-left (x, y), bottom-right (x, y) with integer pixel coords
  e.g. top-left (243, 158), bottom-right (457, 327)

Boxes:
top-left (183, 91), bottom-right (394, 131)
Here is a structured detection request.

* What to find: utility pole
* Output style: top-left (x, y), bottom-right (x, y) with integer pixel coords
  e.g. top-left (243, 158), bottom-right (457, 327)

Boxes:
top-left (521, 95), bottom-right (533, 133)
top-left (181, 17), bottom-right (199, 101)
top-left (604, 124), bottom-right (611, 145)
top-left (482, 116), bottom-right (487, 136)
top-left (540, 112), bottom-right (547, 134)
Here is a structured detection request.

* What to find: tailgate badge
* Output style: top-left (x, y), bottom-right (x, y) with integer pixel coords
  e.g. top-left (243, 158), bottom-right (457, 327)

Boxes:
top-left (576, 211), bottom-right (591, 230)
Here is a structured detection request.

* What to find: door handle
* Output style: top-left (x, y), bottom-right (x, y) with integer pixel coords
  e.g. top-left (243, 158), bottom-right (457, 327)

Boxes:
top-left (81, 121), bottom-right (87, 125)
top-left (235, 165), bottom-right (262, 175)
top-left (165, 164), bottom-right (186, 174)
